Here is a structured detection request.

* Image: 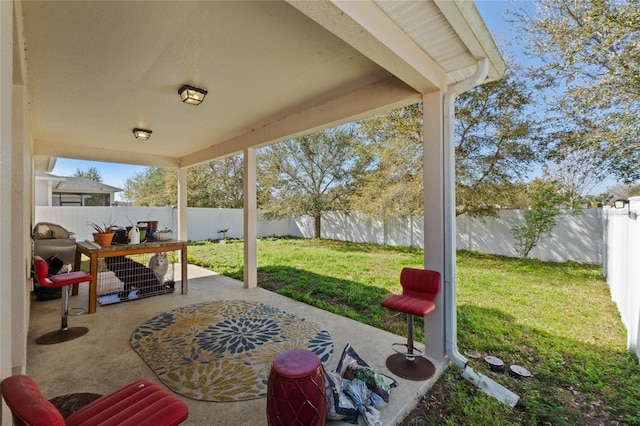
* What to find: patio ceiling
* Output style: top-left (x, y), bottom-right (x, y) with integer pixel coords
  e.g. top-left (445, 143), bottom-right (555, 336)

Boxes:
top-left (15, 0), bottom-right (505, 172)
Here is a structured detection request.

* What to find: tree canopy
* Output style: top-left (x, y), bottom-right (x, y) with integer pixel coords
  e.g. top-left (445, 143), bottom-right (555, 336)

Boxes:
top-left (514, 0), bottom-right (640, 182)
top-left (455, 72), bottom-right (538, 216)
top-left (122, 157), bottom-right (245, 207)
top-left (74, 166), bottom-right (102, 182)
top-left (352, 104), bottom-right (424, 219)
top-left (353, 70), bottom-right (537, 219)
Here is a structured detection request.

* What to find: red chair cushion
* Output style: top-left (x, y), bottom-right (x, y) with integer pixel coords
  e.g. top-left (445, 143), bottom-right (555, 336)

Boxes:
top-left (65, 378), bottom-right (188, 426)
top-left (1, 375), bottom-right (66, 426)
top-left (381, 294), bottom-right (435, 317)
top-left (49, 271), bottom-right (92, 287)
top-left (381, 268), bottom-right (440, 316)
top-left (33, 256), bottom-right (91, 289)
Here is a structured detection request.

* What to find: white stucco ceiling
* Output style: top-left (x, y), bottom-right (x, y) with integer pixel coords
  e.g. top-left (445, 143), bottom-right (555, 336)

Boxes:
top-left (16, 0), bottom-right (504, 170)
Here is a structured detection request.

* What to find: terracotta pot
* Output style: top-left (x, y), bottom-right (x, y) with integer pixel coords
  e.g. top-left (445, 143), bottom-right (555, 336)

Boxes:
top-left (93, 232), bottom-right (115, 247)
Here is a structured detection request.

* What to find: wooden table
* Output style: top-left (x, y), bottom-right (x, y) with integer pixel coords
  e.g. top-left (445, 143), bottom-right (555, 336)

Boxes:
top-left (75, 239), bottom-right (188, 313)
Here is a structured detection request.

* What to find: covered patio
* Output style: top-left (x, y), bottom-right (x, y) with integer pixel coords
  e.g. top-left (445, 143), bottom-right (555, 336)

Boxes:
top-left (27, 264), bottom-right (446, 425)
top-left (1, 1), bottom-right (505, 424)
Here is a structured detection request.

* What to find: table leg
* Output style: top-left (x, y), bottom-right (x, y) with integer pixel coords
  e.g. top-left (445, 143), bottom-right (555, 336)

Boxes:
top-left (89, 253), bottom-right (98, 313)
top-left (181, 246), bottom-right (188, 294)
top-left (72, 250), bottom-right (82, 296)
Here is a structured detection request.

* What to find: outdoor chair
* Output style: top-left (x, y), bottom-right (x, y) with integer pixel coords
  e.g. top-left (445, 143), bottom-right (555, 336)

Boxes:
top-left (1, 375), bottom-right (189, 426)
top-left (32, 256), bottom-right (91, 344)
top-left (381, 267), bottom-right (440, 380)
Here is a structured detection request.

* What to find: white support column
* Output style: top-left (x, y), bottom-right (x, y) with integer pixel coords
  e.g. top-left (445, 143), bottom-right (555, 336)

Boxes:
top-left (422, 90), bottom-right (446, 360)
top-left (1, 3), bottom-right (15, 421)
top-left (177, 168), bottom-right (188, 241)
top-left (10, 83), bottom-right (29, 375)
top-left (243, 148), bottom-right (257, 289)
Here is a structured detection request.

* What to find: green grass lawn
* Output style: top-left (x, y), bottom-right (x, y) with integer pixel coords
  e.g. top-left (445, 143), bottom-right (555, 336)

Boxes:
top-left (187, 237), bottom-right (640, 425)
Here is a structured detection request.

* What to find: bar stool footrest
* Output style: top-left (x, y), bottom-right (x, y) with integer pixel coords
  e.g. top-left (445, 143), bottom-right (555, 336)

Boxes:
top-left (391, 342), bottom-right (423, 360)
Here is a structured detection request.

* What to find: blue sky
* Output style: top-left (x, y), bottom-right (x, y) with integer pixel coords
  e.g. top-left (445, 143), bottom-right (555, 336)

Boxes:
top-left (55, 1), bottom-right (613, 197)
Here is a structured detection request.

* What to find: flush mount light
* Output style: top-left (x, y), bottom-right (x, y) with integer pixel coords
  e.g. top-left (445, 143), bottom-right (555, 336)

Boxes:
top-left (132, 128), bottom-right (152, 140)
top-left (178, 84), bottom-right (208, 105)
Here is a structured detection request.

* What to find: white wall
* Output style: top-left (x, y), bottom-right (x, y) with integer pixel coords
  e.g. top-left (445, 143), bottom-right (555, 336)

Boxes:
top-left (34, 178), bottom-right (50, 206)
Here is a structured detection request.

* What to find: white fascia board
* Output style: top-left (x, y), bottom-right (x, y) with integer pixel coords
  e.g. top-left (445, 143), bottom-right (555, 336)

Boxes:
top-left (288, 0), bottom-right (448, 94)
top-left (433, 0), bottom-right (507, 82)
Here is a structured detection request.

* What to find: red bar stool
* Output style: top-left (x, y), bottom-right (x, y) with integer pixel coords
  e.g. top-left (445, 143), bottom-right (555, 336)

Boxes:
top-left (381, 267), bottom-right (440, 380)
top-left (266, 349), bottom-right (326, 426)
top-left (33, 256), bottom-right (91, 344)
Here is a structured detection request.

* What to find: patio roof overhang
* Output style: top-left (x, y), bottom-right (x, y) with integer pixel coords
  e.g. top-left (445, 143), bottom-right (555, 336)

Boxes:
top-left (14, 0), bottom-right (505, 171)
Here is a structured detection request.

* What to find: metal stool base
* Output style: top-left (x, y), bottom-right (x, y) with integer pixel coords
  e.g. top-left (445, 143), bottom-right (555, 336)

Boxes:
top-left (385, 353), bottom-right (436, 381)
top-left (36, 327), bottom-right (88, 345)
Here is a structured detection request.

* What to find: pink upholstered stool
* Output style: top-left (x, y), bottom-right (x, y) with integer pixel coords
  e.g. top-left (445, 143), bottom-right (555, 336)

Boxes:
top-left (266, 349), bottom-right (326, 426)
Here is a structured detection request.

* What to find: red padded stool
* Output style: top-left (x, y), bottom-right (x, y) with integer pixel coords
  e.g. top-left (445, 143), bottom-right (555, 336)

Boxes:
top-left (381, 267), bottom-right (440, 380)
top-left (33, 256), bottom-right (91, 344)
top-left (1, 375), bottom-right (188, 426)
top-left (266, 349), bottom-right (326, 426)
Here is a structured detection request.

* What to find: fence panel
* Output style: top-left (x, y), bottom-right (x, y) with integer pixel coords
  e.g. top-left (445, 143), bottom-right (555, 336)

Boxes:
top-left (603, 198), bottom-right (640, 360)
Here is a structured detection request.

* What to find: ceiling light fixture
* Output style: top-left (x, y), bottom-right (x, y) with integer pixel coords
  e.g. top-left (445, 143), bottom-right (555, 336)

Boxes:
top-left (132, 128), bottom-right (152, 140)
top-left (178, 84), bottom-right (208, 105)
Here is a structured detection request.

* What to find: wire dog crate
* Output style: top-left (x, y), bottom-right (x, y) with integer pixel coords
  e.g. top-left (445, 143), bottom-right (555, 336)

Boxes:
top-left (96, 252), bottom-right (175, 306)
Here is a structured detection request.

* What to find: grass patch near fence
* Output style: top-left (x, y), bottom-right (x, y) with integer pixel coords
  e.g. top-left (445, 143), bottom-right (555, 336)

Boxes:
top-left (187, 237), bottom-right (640, 425)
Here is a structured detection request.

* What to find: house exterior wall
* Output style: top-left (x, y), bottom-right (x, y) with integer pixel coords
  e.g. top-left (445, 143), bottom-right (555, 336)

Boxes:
top-left (1, 4), bottom-right (15, 420)
top-left (34, 178), bottom-right (50, 206)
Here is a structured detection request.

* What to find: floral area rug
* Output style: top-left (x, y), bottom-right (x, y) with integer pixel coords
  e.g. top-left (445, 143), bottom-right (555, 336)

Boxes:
top-left (131, 300), bottom-right (334, 402)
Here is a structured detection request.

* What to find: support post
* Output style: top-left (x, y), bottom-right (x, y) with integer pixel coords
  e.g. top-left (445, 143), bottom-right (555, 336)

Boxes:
top-left (243, 148), bottom-right (257, 289)
top-left (422, 90), bottom-right (446, 360)
top-left (177, 168), bottom-right (188, 241)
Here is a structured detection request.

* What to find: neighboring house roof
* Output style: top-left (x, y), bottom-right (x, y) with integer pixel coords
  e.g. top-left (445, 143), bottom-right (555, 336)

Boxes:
top-left (36, 171), bottom-right (122, 193)
top-left (55, 177), bottom-right (122, 194)
top-left (35, 171), bottom-right (65, 181)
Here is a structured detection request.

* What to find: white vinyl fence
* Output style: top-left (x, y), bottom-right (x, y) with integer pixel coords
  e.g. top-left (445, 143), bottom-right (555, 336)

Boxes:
top-left (36, 207), bottom-right (602, 262)
top-left (603, 197), bottom-right (640, 361)
top-left (312, 210), bottom-right (602, 264)
top-left (34, 206), bottom-right (304, 243)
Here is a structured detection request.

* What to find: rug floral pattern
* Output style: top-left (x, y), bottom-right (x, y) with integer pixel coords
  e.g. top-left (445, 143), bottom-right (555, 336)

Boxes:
top-left (131, 300), bottom-right (334, 401)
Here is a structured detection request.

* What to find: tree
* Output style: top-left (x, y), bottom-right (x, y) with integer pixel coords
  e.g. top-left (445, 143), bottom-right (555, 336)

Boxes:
top-left (455, 71), bottom-right (539, 216)
top-left (354, 70), bottom-right (538, 219)
top-left (122, 167), bottom-right (176, 206)
top-left (511, 179), bottom-right (568, 259)
top-left (74, 167), bottom-right (102, 182)
top-left (543, 131), bottom-right (606, 208)
top-left (514, 0), bottom-right (640, 182)
top-left (258, 127), bottom-right (371, 238)
top-left (608, 183), bottom-right (640, 200)
top-left (122, 156), bottom-right (245, 207)
top-left (187, 156), bottom-right (244, 208)
top-left (352, 104), bottom-right (424, 219)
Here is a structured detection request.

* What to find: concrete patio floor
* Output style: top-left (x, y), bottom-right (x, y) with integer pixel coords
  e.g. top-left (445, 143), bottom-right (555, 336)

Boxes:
top-left (27, 264), bottom-right (446, 425)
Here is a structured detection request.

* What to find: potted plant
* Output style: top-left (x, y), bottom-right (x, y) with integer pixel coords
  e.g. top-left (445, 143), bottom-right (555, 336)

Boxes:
top-left (87, 220), bottom-right (117, 246)
top-left (218, 228), bottom-right (229, 244)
